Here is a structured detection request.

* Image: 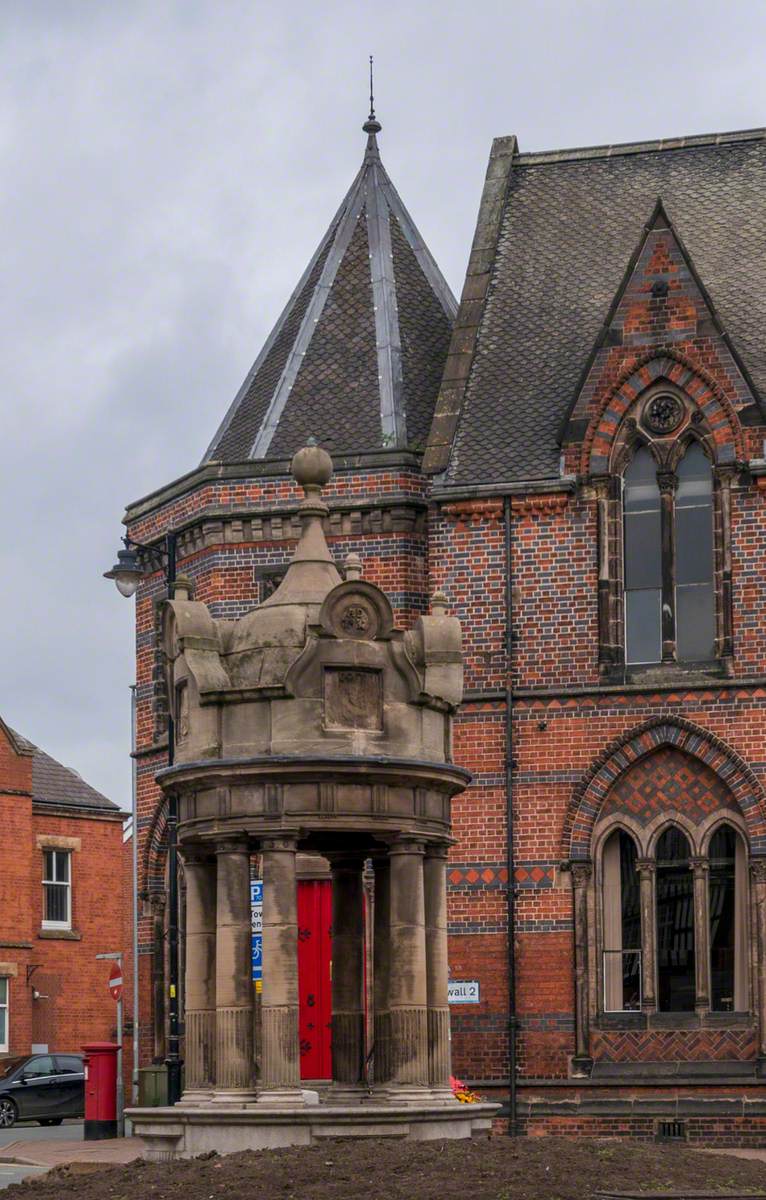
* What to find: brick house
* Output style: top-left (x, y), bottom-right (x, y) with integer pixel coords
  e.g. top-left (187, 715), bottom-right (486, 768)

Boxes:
top-left (0, 718), bottom-right (126, 1059)
top-left (122, 120), bottom-right (766, 1141)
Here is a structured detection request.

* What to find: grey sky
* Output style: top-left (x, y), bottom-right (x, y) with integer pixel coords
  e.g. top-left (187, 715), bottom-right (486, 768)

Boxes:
top-left (2, 0), bottom-right (764, 812)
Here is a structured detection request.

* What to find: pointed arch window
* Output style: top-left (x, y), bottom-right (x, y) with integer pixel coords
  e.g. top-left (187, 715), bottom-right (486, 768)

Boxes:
top-left (623, 438), bottom-right (715, 665)
top-left (602, 830), bottom-right (642, 1011)
top-left (656, 827), bottom-right (696, 1012)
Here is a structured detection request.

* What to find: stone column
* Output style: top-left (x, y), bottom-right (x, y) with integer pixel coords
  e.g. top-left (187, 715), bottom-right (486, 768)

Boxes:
top-left (372, 854), bottom-right (392, 1090)
top-left (257, 837), bottom-right (304, 1105)
top-left (213, 841), bottom-right (255, 1102)
top-left (424, 844), bottom-right (452, 1097)
top-left (751, 859), bottom-right (766, 1072)
top-left (330, 857), bottom-right (365, 1097)
top-left (691, 856), bottom-right (711, 1013)
top-left (636, 858), bottom-right (657, 1012)
top-left (181, 849), bottom-right (216, 1101)
top-left (658, 470), bottom-right (677, 663)
top-left (388, 838), bottom-right (429, 1096)
top-left (571, 861), bottom-right (593, 1075)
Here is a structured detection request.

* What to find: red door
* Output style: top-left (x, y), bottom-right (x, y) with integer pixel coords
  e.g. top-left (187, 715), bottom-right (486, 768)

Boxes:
top-left (297, 880), bottom-right (333, 1080)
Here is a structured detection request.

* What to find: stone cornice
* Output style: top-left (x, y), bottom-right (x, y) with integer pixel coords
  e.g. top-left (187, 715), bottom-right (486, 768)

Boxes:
top-left (123, 450), bottom-right (425, 525)
top-left (441, 498), bottom-right (503, 525)
top-left (167, 498), bottom-right (428, 559)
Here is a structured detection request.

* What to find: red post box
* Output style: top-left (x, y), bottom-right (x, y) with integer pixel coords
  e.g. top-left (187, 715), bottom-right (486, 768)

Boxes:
top-left (82, 1042), bottom-right (119, 1139)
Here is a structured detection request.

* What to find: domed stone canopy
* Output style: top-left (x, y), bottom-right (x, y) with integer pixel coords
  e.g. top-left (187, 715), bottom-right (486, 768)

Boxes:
top-left (161, 442), bottom-right (465, 789)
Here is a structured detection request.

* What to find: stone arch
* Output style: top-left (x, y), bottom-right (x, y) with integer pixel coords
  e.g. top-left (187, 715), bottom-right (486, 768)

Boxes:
top-left (141, 794), bottom-right (169, 901)
top-left (564, 716), bottom-right (766, 861)
top-left (582, 350), bottom-right (745, 477)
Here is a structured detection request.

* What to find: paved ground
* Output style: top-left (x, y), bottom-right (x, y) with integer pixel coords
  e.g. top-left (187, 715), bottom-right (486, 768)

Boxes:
top-left (0, 1119), bottom-right (84, 1149)
top-left (0, 1120), bottom-right (143, 1190)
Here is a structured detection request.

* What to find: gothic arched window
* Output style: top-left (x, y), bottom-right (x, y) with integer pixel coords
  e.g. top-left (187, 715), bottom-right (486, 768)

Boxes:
top-left (656, 826), bottom-right (695, 1012)
top-left (602, 829), bottom-right (641, 1011)
top-left (623, 447), bottom-right (662, 665)
top-left (623, 438), bottom-right (715, 665)
top-left (709, 824), bottom-right (748, 1013)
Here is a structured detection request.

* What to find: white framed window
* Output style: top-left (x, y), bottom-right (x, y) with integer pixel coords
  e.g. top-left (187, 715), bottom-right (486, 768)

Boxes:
top-left (42, 849), bottom-right (71, 929)
top-left (0, 978), bottom-right (8, 1052)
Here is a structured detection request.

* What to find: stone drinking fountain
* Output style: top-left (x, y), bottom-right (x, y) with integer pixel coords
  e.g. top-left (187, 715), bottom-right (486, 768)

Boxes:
top-left (128, 443), bottom-right (498, 1157)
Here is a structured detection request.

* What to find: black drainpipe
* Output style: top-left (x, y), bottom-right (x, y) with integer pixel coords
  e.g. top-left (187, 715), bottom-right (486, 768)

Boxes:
top-left (504, 495), bottom-right (517, 1135)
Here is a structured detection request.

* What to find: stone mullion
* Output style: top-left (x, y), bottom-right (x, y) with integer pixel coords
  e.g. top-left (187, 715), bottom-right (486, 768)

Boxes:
top-left (750, 859), bottom-right (766, 1069)
top-left (691, 856), bottom-right (711, 1014)
top-left (658, 470), bottom-right (677, 663)
top-left (571, 861), bottom-right (593, 1073)
top-left (636, 859), bottom-right (657, 1012)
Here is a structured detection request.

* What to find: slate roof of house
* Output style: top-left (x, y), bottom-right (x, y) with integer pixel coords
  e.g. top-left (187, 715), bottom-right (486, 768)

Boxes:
top-left (11, 729), bottom-right (119, 812)
top-left (427, 127), bottom-right (766, 489)
top-left (203, 118), bottom-right (457, 464)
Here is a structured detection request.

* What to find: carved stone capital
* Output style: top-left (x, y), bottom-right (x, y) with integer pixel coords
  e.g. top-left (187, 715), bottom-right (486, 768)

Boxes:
top-left (260, 836), bottom-right (298, 854)
top-left (751, 858), bottom-right (766, 884)
top-left (389, 837), bottom-right (426, 857)
top-left (215, 839), bottom-right (251, 857)
top-left (657, 470), bottom-right (677, 495)
top-left (635, 858), bottom-right (656, 875)
top-left (690, 856), bottom-right (710, 875)
top-left (424, 842), bottom-right (450, 861)
top-left (570, 860), bottom-right (592, 887)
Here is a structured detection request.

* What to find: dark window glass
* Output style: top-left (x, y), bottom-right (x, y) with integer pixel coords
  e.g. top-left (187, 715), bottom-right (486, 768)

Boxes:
top-left (23, 1055), bottom-right (56, 1079)
top-left (43, 849), bottom-right (71, 926)
top-left (709, 825), bottom-right (736, 1013)
top-left (55, 1056), bottom-right (83, 1075)
top-left (603, 831), bottom-right (642, 1011)
top-left (0, 1057), bottom-right (26, 1080)
top-left (656, 827), bottom-right (695, 1012)
top-left (624, 448), bottom-right (662, 664)
top-left (675, 443), bottom-right (715, 661)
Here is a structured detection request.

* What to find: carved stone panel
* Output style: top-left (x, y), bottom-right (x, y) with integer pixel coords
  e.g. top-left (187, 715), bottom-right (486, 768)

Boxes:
top-left (324, 667), bottom-right (383, 731)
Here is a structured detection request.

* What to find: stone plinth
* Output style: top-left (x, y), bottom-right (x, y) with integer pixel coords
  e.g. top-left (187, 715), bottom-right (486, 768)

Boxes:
top-left (127, 1100), bottom-right (500, 1160)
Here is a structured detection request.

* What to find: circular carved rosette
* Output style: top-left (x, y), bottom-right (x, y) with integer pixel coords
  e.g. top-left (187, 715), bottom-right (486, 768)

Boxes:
top-left (319, 580), bottom-right (394, 642)
top-left (643, 392), bottom-right (684, 435)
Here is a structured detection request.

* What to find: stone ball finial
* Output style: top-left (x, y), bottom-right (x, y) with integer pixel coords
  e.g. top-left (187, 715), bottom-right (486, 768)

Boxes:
top-left (431, 590), bottom-right (449, 615)
top-left (345, 552), bottom-right (363, 581)
top-left (292, 440), bottom-right (333, 493)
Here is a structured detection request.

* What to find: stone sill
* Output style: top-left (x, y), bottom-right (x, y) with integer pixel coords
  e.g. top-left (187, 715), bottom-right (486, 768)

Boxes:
top-left (595, 1011), bottom-right (753, 1031)
top-left (38, 928), bottom-right (81, 941)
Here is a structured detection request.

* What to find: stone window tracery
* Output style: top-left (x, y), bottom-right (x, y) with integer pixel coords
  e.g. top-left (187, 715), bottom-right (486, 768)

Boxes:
top-left (596, 379), bottom-right (734, 676)
top-left (594, 812), bottom-right (750, 1019)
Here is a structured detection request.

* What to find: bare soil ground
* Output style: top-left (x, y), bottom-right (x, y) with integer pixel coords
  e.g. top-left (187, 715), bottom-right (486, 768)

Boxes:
top-left (6, 1135), bottom-right (766, 1200)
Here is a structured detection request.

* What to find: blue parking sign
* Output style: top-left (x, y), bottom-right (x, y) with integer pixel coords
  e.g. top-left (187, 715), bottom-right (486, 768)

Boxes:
top-left (251, 880), bottom-right (263, 982)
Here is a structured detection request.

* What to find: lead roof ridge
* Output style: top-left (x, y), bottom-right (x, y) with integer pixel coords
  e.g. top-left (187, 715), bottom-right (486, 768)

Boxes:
top-left (512, 126), bottom-right (766, 166)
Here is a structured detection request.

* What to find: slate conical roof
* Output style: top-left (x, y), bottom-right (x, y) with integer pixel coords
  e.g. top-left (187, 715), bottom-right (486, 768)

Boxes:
top-left (203, 120), bottom-right (457, 464)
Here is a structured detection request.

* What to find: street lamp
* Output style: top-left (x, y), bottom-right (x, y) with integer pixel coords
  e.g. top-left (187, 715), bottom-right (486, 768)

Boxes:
top-left (105, 530), bottom-right (182, 1107)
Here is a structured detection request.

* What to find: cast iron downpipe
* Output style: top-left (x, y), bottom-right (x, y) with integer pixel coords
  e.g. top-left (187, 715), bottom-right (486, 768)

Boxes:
top-left (163, 531), bottom-right (182, 1106)
top-left (504, 495), bottom-right (517, 1135)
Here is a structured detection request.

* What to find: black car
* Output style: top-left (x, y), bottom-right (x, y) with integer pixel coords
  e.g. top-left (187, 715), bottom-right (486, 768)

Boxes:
top-left (0, 1054), bottom-right (84, 1127)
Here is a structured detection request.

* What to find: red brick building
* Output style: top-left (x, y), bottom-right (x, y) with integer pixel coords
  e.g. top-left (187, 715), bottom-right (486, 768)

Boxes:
top-left (122, 120), bottom-right (766, 1141)
top-left (0, 718), bottom-right (126, 1061)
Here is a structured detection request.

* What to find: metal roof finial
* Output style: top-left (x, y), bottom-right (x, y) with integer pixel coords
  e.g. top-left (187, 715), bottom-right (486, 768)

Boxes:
top-left (363, 55), bottom-right (382, 135)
